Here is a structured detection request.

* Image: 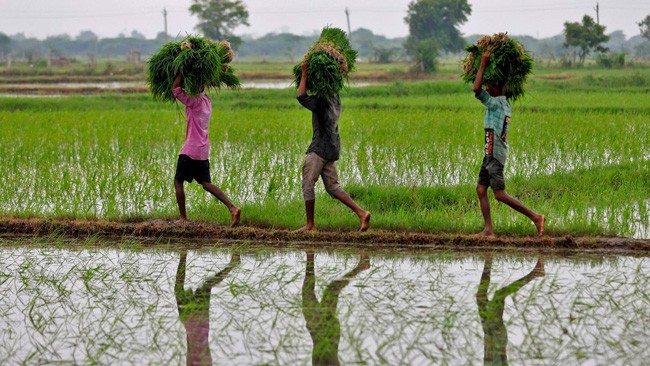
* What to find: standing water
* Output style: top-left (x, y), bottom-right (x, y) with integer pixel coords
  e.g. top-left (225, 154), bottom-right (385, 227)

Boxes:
top-left (0, 236), bottom-right (648, 365)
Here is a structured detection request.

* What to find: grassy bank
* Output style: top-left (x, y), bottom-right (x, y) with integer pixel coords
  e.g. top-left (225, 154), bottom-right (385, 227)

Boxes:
top-left (0, 72), bottom-right (648, 237)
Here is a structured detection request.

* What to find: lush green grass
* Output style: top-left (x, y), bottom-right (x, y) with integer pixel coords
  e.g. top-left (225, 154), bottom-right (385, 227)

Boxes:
top-left (0, 71), bottom-right (648, 237)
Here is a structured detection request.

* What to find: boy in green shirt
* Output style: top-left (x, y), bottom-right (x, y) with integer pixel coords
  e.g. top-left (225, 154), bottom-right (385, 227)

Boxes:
top-left (473, 50), bottom-right (545, 237)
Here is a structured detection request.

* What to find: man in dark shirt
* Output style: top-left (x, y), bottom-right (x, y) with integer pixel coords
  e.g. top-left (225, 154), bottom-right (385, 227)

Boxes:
top-left (296, 61), bottom-right (371, 232)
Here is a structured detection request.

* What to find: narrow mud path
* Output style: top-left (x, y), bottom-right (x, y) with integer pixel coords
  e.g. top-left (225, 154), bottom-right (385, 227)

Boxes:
top-left (0, 217), bottom-right (648, 254)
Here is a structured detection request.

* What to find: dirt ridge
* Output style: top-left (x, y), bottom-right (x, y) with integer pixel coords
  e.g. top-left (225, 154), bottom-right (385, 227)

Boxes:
top-left (1, 217), bottom-right (648, 254)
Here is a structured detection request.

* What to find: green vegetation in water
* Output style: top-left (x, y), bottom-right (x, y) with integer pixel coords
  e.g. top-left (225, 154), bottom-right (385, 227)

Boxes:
top-left (0, 71), bottom-right (649, 237)
top-left (0, 239), bottom-right (648, 364)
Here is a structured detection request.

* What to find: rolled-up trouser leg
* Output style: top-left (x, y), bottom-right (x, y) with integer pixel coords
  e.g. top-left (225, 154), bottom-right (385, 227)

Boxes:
top-left (321, 161), bottom-right (343, 198)
top-left (301, 152), bottom-right (326, 201)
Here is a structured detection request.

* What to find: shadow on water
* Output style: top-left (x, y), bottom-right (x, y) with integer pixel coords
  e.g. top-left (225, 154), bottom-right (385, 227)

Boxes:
top-left (301, 252), bottom-right (369, 366)
top-left (476, 255), bottom-right (545, 366)
top-left (175, 249), bottom-right (240, 366)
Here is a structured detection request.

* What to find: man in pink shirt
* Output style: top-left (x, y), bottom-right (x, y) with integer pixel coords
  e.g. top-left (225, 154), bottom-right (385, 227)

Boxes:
top-left (172, 73), bottom-right (241, 226)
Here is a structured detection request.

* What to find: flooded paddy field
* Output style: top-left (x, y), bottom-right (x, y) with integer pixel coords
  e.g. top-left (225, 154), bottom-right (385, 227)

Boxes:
top-left (1, 69), bottom-right (649, 364)
top-left (1, 77), bottom-right (649, 237)
top-left (1, 234), bottom-right (648, 365)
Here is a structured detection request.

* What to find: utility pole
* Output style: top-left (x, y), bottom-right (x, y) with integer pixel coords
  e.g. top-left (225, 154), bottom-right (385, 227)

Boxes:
top-left (163, 8), bottom-right (168, 42)
top-left (345, 7), bottom-right (352, 44)
top-left (594, 2), bottom-right (600, 24)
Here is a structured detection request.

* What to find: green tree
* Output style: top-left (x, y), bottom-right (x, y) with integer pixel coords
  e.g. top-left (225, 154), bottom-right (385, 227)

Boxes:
top-left (404, 0), bottom-right (471, 72)
top-left (44, 34), bottom-right (72, 57)
top-left (372, 46), bottom-right (398, 63)
top-left (130, 30), bottom-right (146, 40)
top-left (563, 15), bottom-right (609, 65)
top-left (189, 0), bottom-right (249, 49)
top-left (0, 33), bottom-right (10, 59)
top-left (639, 14), bottom-right (650, 41)
top-left (75, 30), bottom-right (98, 43)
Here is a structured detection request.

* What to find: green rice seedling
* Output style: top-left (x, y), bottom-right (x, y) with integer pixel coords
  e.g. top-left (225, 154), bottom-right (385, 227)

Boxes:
top-left (147, 42), bottom-right (182, 102)
top-left (462, 32), bottom-right (533, 101)
top-left (292, 27), bottom-right (358, 98)
top-left (147, 36), bottom-right (240, 102)
top-left (1, 74), bottom-right (649, 236)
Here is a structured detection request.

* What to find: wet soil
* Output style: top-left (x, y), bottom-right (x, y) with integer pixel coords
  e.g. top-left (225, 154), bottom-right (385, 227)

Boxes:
top-left (0, 217), bottom-right (648, 254)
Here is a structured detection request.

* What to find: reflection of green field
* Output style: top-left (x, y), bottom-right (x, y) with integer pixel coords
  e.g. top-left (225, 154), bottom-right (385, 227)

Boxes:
top-left (1, 240), bottom-right (649, 364)
top-left (0, 71), bottom-right (648, 237)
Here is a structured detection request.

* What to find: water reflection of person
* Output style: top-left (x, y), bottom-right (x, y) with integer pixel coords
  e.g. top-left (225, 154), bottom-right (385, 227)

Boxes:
top-left (301, 251), bottom-right (370, 366)
top-left (476, 254), bottom-right (545, 366)
top-left (175, 250), bottom-right (240, 366)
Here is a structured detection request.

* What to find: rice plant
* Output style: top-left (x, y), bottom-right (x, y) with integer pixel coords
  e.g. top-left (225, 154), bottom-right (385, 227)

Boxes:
top-left (462, 33), bottom-right (533, 101)
top-left (147, 36), bottom-right (240, 102)
top-left (292, 27), bottom-right (358, 98)
top-left (0, 72), bottom-right (649, 236)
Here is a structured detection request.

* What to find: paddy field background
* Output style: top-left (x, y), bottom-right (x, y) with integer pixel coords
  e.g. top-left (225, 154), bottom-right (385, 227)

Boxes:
top-left (1, 65), bottom-right (648, 238)
top-left (0, 63), bottom-right (649, 365)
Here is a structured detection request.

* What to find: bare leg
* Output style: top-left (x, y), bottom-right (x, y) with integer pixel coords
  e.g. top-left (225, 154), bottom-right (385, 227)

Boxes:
top-left (476, 184), bottom-right (495, 237)
top-left (333, 191), bottom-right (371, 232)
top-left (296, 199), bottom-right (316, 232)
top-left (201, 182), bottom-right (241, 227)
top-left (493, 190), bottom-right (545, 236)
top-left (532, 258), bottom-right (545, 276)
top-left (174, 179), bottom-right (187, 222)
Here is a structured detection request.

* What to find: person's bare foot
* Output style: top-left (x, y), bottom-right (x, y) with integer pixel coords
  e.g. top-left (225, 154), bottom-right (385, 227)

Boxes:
top-left (295, 224), bottom-right (315, 232)
top-left (534, 215), bottom-right (545, 236)
top-left (472, 229), bottom-right (496, 238)
top-left (359, 211), bottom-right (371, 232)
top-left (174, 218), bottom-right (188, 225)
top-left (229, 206), bottom-right (241, 227)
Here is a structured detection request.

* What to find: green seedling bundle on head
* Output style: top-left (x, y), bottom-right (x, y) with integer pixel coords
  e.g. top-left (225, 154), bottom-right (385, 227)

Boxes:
top-left (147, 36), bottom-right (240, 102)
top-left (462, 32), bottom-right (533, 101)
top-left (293, 27), bottom-right (358, 99)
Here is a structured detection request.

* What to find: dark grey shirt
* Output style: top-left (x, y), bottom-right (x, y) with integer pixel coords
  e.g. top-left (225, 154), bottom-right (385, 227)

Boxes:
top-left (297, 94), bottom-right (341, 161)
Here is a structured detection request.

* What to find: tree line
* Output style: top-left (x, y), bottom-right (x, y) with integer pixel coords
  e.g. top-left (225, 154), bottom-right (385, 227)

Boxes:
top-left (1, 0), bottom-right (649, 69)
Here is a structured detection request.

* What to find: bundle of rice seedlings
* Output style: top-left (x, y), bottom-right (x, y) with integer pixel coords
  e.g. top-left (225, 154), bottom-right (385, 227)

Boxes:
top-left (462, 32), bottom-right (533, 101)
top-left (147, 36), bottom-right (240, 102)
top-left (293, 27), bottom-right (358, 99)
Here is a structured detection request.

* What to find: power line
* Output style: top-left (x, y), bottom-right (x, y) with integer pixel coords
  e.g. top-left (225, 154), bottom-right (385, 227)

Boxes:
top-left (1, 3), bottom-right (647, 21)
top-left (0, 6), bottom-right (188, 20)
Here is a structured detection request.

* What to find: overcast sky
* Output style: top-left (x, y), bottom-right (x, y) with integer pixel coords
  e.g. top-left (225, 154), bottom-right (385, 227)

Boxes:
top-left (1, 0), bottom-right (648, 40)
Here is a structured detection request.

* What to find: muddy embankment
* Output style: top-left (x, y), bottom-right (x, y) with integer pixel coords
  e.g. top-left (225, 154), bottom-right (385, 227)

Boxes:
top-left (1, 217), bottom-right (648, 254)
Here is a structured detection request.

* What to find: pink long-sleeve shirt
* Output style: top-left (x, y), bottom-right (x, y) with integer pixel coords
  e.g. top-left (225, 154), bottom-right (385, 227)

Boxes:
top-left (173, 87), bottom-right (212, 161)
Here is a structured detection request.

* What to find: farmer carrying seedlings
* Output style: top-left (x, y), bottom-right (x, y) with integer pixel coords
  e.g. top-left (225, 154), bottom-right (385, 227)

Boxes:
top-left (472, 50), bottom-right (545, 237)
top-left (296, 61), bottom-right (370, 232)
top-left (147, 36), bottom-right (239, 102)
top-left (172, 72), bottom-right (240, 226)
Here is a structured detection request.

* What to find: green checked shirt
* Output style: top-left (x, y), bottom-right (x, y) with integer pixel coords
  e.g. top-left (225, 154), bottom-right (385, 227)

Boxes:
top-left (477, 90), bottom-right (511, 165)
